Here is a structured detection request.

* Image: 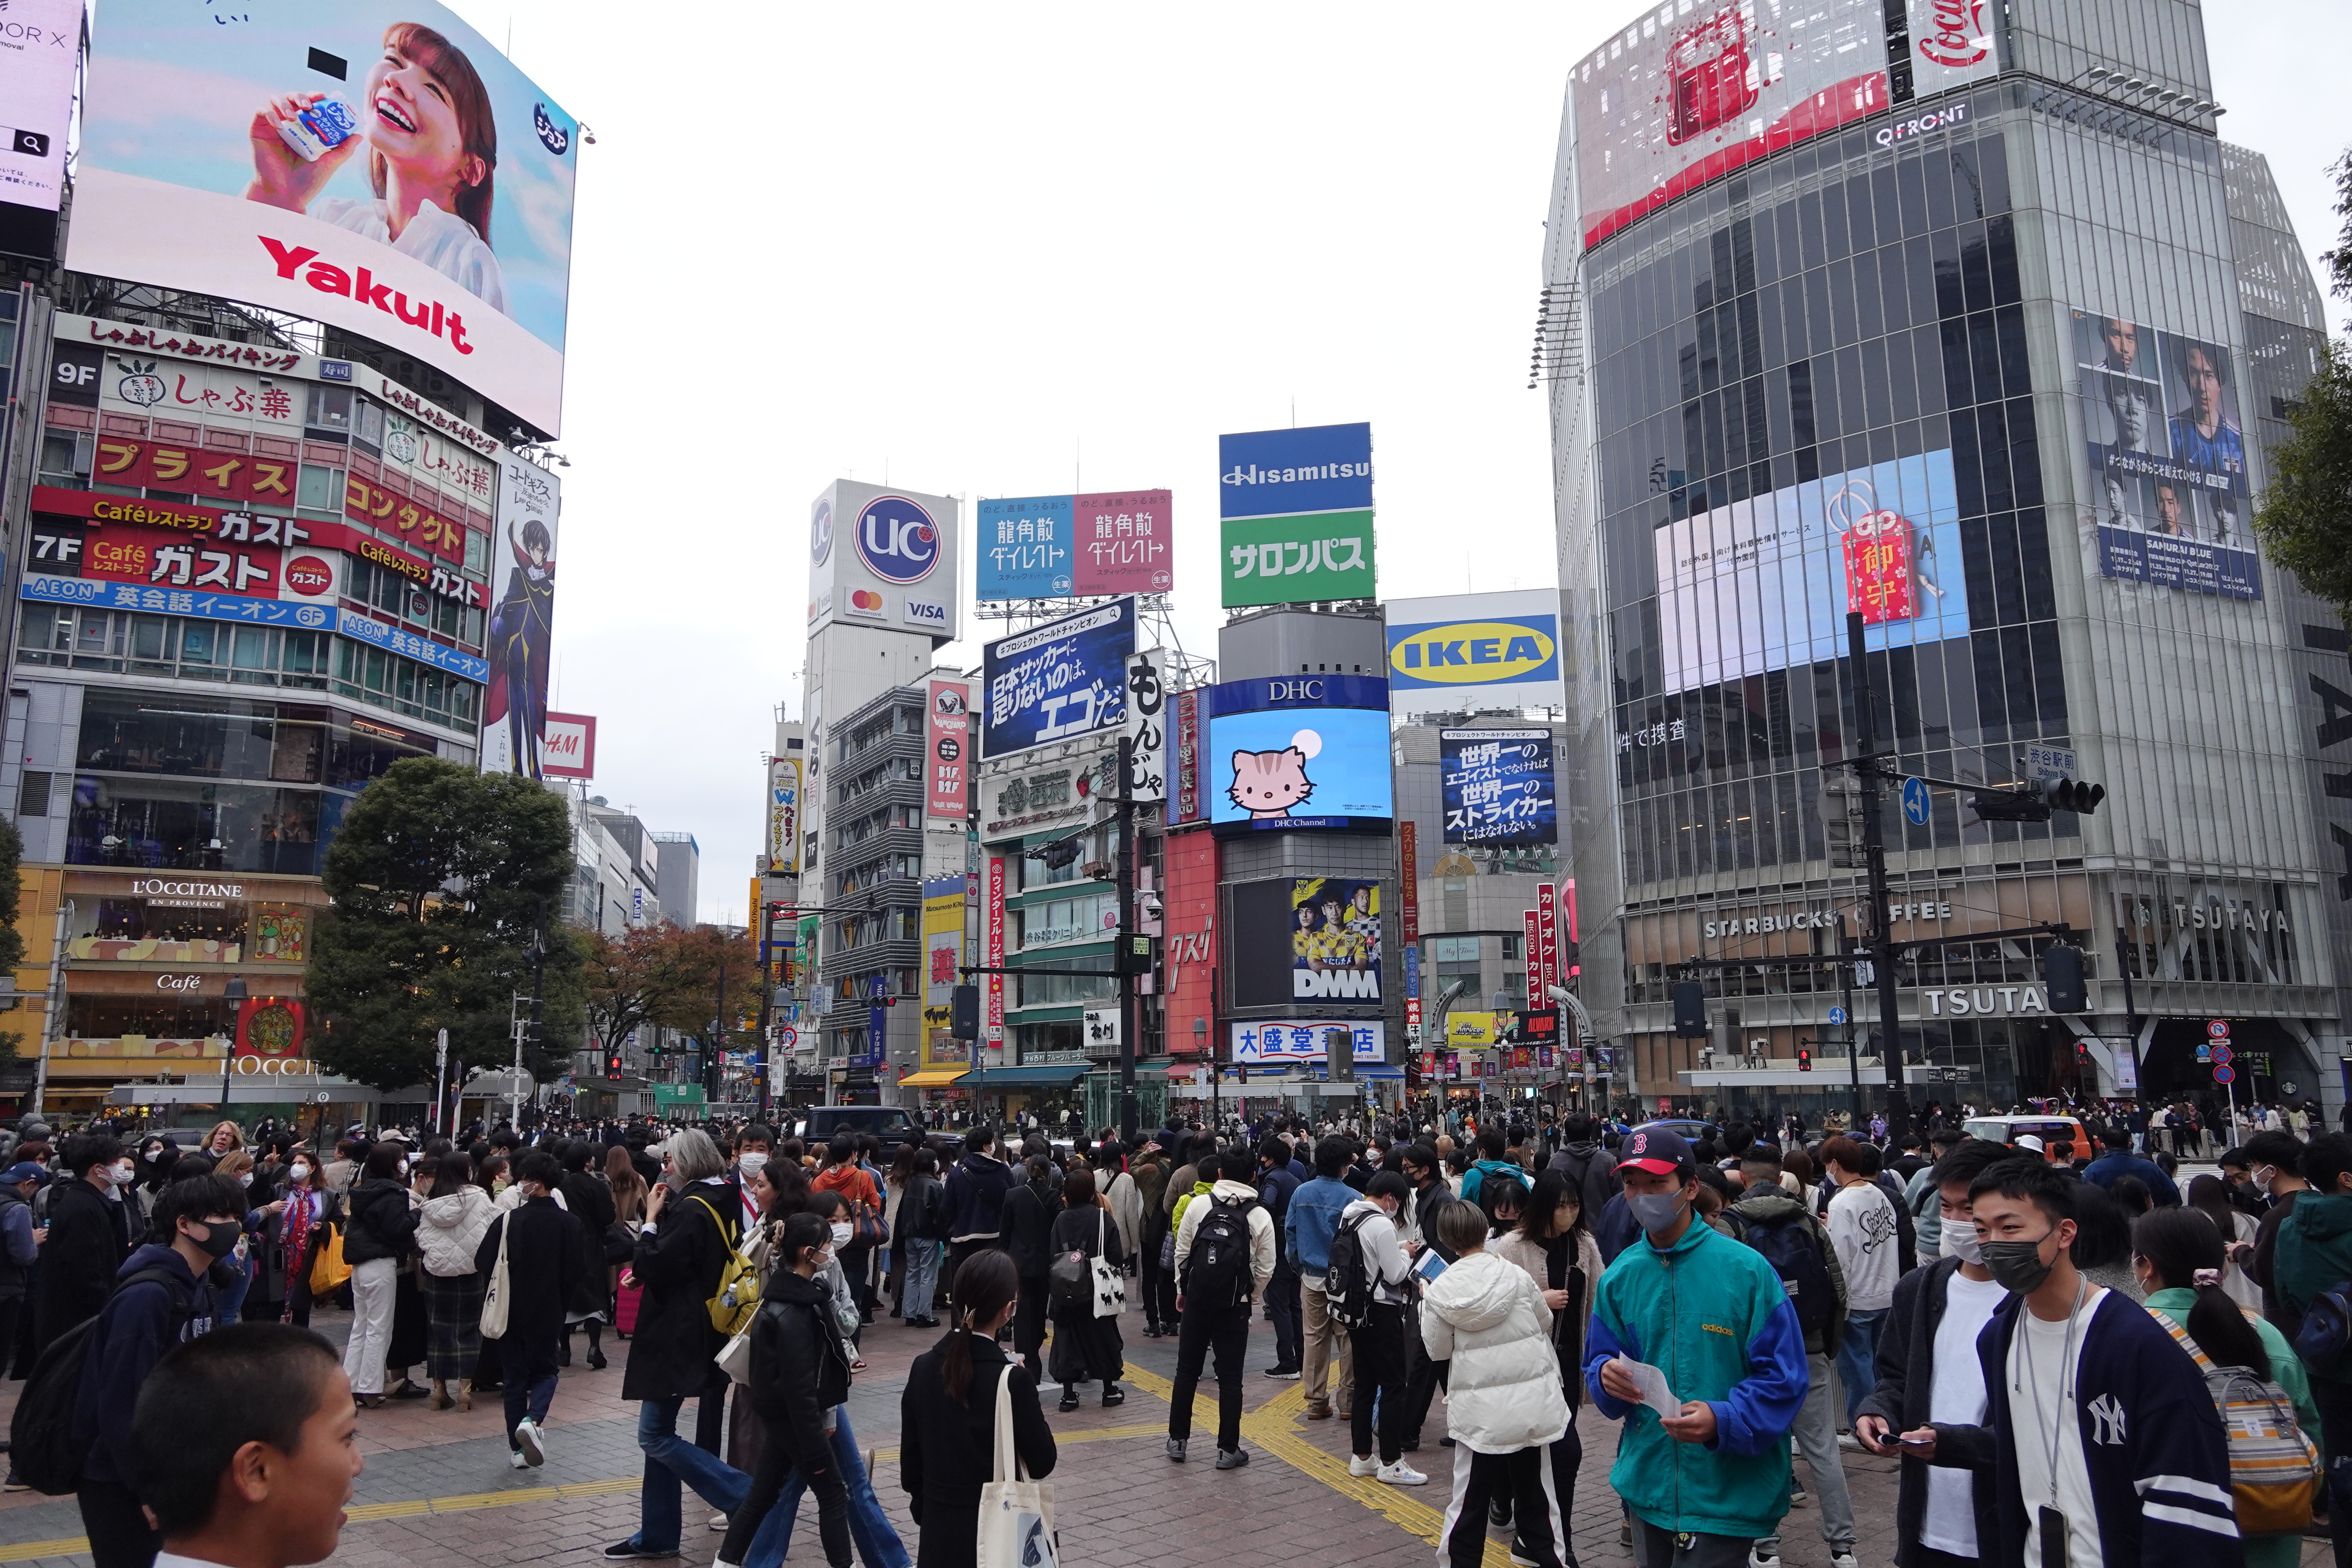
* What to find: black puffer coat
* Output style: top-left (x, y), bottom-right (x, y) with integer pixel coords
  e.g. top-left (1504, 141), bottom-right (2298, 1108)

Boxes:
top-left (748, 1268), bottom-right (852, 1462)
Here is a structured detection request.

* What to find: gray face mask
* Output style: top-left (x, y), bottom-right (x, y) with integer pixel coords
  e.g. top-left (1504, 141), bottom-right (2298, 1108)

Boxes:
top-left (1627, 1191), bottom-right (1685, 1237)
top-left (1943, 1224), bottom-right (1984, 1266)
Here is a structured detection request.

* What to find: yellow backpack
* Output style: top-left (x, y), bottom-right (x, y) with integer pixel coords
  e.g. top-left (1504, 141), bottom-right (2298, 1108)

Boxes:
top-left (686, 1195), bottom-right (759, 1335)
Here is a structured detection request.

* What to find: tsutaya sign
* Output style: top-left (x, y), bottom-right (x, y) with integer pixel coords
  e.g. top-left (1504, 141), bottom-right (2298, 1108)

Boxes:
top-left (1703, 892), bottom-right (1955, 941)
top-left (1919, 986), bottom-right (2048, 1017)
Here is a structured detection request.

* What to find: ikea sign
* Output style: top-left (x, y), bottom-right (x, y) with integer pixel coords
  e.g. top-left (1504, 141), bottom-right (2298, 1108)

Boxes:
top-left (1385, 590), bottom-right (1563, 715)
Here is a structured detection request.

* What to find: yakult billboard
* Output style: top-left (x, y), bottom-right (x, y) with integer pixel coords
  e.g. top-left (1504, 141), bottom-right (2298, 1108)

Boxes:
top-left (69, 0), bottom-right (580, 434)
top-left (1568, 0), bottom-right (1996, 251)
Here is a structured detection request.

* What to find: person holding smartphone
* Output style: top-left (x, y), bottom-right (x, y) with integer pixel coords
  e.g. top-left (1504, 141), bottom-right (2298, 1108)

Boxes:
top-left (1852, 1138), bottom-right (2013, 1568)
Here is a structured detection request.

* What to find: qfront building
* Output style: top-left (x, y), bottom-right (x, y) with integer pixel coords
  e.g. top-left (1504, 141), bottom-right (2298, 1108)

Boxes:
top-left (1546, 0), bottom-right (2347, 1118)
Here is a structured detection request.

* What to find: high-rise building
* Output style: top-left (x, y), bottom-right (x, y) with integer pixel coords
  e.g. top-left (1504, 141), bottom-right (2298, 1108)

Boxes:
top-left (1546, 0), bottom-right (2344, 1119)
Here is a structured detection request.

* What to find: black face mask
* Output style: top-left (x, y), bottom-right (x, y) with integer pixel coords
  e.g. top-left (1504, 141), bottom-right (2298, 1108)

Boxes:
top-left (1980, 1229), bottom-right (2058, 1295)
top-left (191, 1220), bottom-right (242, 1260)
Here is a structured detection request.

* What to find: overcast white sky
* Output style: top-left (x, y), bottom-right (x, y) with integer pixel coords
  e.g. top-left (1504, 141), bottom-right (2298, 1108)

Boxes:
top-left (459, 2), bottom-right (2352, 926)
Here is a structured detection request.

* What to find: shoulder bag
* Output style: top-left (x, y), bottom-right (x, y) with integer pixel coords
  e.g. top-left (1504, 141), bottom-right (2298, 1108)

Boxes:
top-left (1090, 1209), bottom-right (1127, 1320)
top-left (975, 1362), bottom-right (1057, 1568)
top-left (477, 1215), bottom-right (512, 1340)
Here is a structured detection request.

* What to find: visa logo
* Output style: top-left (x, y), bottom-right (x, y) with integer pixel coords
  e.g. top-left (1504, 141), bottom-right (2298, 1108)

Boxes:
top-left (1388, 620), bottom-right (1557, 685)
top-left (904, 598), bottom-right (948, 626)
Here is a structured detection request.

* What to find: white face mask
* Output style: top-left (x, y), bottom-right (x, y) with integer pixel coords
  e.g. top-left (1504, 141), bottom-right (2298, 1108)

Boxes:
top-left (1942, 1224), bottom-right (1984, 1266)
top-left (110, 1162), bottom-right (137, 1187)
top-left (739, 1152), bottom-right (768, 1176)
top-left (829, 1221), bottom-right (854, 1247)
top-left (237, 1173), bottom-right (253, 1189)
top-left (290, 1163), bottom-right (312, 1182)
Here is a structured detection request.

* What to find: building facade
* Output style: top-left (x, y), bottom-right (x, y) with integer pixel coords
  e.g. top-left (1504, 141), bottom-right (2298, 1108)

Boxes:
top-left (1546, 0), bottom-right (2344, 1121)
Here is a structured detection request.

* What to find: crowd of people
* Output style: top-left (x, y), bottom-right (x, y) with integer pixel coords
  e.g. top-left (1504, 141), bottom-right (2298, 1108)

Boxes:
top-left (12, 1095), bottom-right (2352, 1568)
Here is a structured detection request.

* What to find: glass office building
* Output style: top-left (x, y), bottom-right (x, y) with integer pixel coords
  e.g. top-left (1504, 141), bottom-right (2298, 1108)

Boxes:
top-left (1546, 0), bottom-right (2345, 1118)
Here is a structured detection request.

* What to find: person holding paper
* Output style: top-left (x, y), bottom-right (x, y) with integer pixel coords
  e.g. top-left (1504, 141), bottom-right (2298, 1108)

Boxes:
top-left (1585, 1126), bottom-right (1809, 1568)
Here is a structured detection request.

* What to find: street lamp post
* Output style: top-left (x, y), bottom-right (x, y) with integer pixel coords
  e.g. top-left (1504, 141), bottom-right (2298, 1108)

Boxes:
top-left (218, 976), bottom-right (249, 1118)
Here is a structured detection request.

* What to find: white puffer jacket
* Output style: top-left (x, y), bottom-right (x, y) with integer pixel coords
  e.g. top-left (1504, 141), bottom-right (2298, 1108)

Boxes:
top-left (1420, 1248), bottom-right (1570, 1453)
top-left (416, 1184), bottom-right (497, 1277)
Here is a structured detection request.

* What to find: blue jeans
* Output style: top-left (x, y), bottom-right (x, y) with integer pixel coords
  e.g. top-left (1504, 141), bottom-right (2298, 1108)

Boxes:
top-left (1836, 1309), bottom-right (1887, 1427)
top-left (745, 1406), bottom-right (908, 1568)
top-left (632, 1395), bottom-right (750, 1553)
top-left (217, 1252), bottom-right (254, 1326)
top-left (902, 1240), bottom-right (941, 1322)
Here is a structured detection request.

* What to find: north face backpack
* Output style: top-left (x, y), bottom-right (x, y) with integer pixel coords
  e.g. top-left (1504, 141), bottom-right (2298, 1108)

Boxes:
top-left (1323, 1210), bottom-right (1377, 1330)
top-left (1183, 1195), bottom-right (1257, 1311)
top-left (2151, 1307), bottom-right (2321, 1536)
top-left (1729, 1206), bottom-right (1837, 1341)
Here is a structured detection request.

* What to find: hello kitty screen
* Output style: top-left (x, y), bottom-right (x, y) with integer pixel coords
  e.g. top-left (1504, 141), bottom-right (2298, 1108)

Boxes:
top-left (1207, 674), bottom-right (1395, 837)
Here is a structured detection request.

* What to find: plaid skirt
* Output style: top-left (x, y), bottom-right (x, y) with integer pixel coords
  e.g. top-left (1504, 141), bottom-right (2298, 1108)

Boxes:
top-left (420, 1268), bottom-right (487, 1381)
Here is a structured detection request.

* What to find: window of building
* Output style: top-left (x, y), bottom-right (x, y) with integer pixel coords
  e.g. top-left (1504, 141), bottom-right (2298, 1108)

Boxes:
top-left (65, 775), bottom-right (334, 876)
top-left (39, 429), bottom-right (92, 486)
top-left (17, 771), bottom-right (50, 818)
top-left (303, 384), bottom-right (352, 433)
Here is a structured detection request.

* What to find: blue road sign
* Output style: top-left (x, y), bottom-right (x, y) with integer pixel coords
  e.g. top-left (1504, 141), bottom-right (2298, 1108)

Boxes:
top-left (1900, 777), bottom-right (1931, 826)
top-left (1828, 1006), bottom-right (1848, 1025)
top-left (2213, 1064), bottom-right (2236, 1084)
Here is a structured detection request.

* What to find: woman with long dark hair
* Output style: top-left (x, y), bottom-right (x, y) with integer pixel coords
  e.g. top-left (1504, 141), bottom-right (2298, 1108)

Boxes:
top-left (711, 1213), bottom-right (854, 1568)
top-left (2186, 1172), bottom-right (2263, 1311)
top-left (1492, 1168), bottom-right (1600, 1565)
top-left (900, 1251), bottom-right (1056, 1568)
top-left (998, 1154), bottom-right (1063, 1379)
top-left (2132, 1207), bottom-right (2319, 1568)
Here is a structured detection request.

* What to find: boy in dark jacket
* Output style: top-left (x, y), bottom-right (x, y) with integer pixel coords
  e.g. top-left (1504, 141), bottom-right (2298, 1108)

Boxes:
top-left (1853, 1136), bottom-right (2012, 1568)
top-left (35, 1133), bottom-right (133, 1361)
top-left (73, 1173), bottom-right (244, 1568)
top-left (942, 1126), bottom-right (1014, 1278)
top-left (1968, 1157), bottom-right (2240, 1568)
top-left (716, 1212), bottom-right (854, 1568)
top-left (477, 1152), bottom-right (581, 1468)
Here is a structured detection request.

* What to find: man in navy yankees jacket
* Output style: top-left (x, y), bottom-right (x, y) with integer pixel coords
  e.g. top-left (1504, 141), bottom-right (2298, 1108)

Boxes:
top-left (1968, 1157), bottom-right (2241, 1568)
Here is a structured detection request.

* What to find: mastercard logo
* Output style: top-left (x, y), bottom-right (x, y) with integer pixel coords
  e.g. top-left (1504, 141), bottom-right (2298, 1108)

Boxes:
top-left (283, 555), bottom-right (334, 595)
top-left (850, 589), bottom-right (884, 612)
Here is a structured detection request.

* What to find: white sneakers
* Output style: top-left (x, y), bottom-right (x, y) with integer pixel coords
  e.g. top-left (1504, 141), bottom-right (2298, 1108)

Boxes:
top-left (1830, 1555), bottom-right (1859, 1568)
top-left (1376, 1461), bottom-right (1428, 1486)
top-left (710, 1513), bottom-right (729, 1533)
top-left (509, 1451), bottom-right (527, 1470)
top-left (1348, 1455), bottom-right (1380, 1477)
top-left (514, 1418), bottom-right (545, 1468)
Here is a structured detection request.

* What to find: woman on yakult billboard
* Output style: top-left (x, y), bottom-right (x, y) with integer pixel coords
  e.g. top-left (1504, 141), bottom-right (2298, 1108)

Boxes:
top-left (70, 0), bottom-right (579, 434)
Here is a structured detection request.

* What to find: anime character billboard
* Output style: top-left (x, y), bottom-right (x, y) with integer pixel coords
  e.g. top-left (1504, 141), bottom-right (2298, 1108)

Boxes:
top-left (480, 452), bottom-right (559, 777)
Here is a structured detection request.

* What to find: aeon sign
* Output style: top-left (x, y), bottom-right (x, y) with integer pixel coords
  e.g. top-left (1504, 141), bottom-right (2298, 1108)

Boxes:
top-left (856, 496), bottom-right (942, 585)
top-left (1916, 0), bottom-right (1988, 68)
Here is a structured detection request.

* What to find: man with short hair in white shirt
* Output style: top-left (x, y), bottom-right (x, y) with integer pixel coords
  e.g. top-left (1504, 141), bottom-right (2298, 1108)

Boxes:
top-left (1822, 1135), bottom-right (1899, 1430)
top-left (1855, 1138), bottom-right (2014, 1567)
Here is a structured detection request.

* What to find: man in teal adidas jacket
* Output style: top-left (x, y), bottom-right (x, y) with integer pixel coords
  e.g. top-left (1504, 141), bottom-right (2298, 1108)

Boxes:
top-left (1585, 1126), bottom-right (1809, 1567)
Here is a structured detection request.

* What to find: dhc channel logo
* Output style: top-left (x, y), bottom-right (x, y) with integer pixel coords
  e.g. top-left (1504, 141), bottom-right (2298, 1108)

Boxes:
top-left (855, 496), bottom-right (942, 585)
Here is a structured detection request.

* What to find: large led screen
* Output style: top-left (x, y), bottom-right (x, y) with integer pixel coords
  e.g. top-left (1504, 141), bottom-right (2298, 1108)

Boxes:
top-left (70, 0), bottom-right (579, 434)
top-left (1208, 674), bottom-right (1393, 836)
top-left (1653, 446), bottom-right (1966, 692)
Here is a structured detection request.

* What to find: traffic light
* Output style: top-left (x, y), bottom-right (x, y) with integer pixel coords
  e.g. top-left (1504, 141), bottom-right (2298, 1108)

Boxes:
top-left (1818, 773), bottom-right (1864, 868)
top-left (1034, 837), bottom-right (1081, 870)
top-left (952, 984), bottom-right (980, 1037)
top-left (1671, 980), bottom-right (1708, 1038)
top-left (1797, 1046), bottom-right (1812, 1073)
top-left (1969, 778), bottom-right (2107, 823)
top-left (2043, 942), bottom-right (2088, 1012)
top-left (607, 1055), bottom-right (622, 1075)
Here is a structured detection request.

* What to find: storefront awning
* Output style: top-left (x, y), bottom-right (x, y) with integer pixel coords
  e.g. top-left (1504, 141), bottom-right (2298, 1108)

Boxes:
top-left (968, 1064), bottom-right (1088, 1088)
top-left (898, 1068), bottom-right (970, 1087)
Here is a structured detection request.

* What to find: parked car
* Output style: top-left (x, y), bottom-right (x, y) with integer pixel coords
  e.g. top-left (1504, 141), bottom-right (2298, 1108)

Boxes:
top-left (790, 1103), bottom-right (929, 1155)
top-left (1962, 1114), bottom-right (2089, 1163)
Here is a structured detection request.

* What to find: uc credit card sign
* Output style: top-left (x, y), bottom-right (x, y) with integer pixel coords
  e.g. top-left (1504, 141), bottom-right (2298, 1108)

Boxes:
top-left (1218, 422), bottom-right (1373, 517)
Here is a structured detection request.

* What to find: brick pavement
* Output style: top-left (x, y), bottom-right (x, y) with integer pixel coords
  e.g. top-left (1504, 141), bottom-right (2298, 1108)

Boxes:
top-left (0, 1297), bottom-right (2325, 1566)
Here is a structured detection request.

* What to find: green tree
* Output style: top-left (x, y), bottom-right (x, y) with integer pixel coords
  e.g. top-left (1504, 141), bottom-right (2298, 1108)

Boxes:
top-left (307, 758), bottom-right (584, 1093)
top-left (2255, 147), bottom-right (2352, 614)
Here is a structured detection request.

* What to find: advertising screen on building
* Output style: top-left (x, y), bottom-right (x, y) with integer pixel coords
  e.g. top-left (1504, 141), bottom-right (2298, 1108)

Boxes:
top-left (981, 596), bottom-right (1136, 760)
top-left (976, 490), bottom-right (1173, 600)
top-left (480, 453), bottom-right (559, 776)
top-left (69, 0), bottom-right (581, 434)
top-left (808, 480), bottom-right (961, 640)
top-left (1567, 0), bottom-right (1997, 251)
top-left (1218, 422), bottom-right (1375, 607)
top-left (0, 0), bottom-right (80, 215)
top-left (539, 711), bottom-right (595, 779)
top-left (766, 758), bottom-right (801, 876)
top-left (1442, 730), bottom-right (1557, 846)
top-left (922, 877), bottom-right (968, 1066)
top-left (927, 679), bottom-right (971, 819)
top-left (1653, 446), bottom-right (1966, 693)
top-left (2068, 309), bottom-right (2261, 600)
top-left (1386, 590), bottom-right (1563, 715)
top-left (1228, 877), bottom-right (1383, 1007)
top-left (1207, 674), bottom-right (1394, 836)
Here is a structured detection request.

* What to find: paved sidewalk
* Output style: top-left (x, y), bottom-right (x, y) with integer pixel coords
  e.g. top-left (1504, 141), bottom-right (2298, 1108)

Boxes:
top-left (0, 1296), bottom-right (2325, 1566)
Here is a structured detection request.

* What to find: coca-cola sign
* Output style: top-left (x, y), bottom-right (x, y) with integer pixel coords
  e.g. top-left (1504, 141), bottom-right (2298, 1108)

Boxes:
top-left (1915, 0), bottom-right (1988, 67)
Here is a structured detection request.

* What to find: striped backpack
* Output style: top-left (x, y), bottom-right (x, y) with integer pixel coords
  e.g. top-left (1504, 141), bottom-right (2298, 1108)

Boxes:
top-left (2148, 1306), bottom-right (2322, 1536)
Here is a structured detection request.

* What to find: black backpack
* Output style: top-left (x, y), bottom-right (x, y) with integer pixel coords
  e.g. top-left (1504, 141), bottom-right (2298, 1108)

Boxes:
top-left (1729, 1207), bottom-right (1837, 1342)
top-left (1184, 1195), bottom-right (1257, 1311)
top-left (12, 1265), bottom-right (188, 1495)
top-left (1323, 1210), bottom-right (1377, 1330)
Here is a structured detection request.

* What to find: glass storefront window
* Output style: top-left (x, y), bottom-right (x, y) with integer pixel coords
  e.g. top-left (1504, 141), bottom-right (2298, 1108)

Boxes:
top-left (65, 995), bottom-right (239, 1039)
top-left (67, 776), bottom-right (325, 876)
